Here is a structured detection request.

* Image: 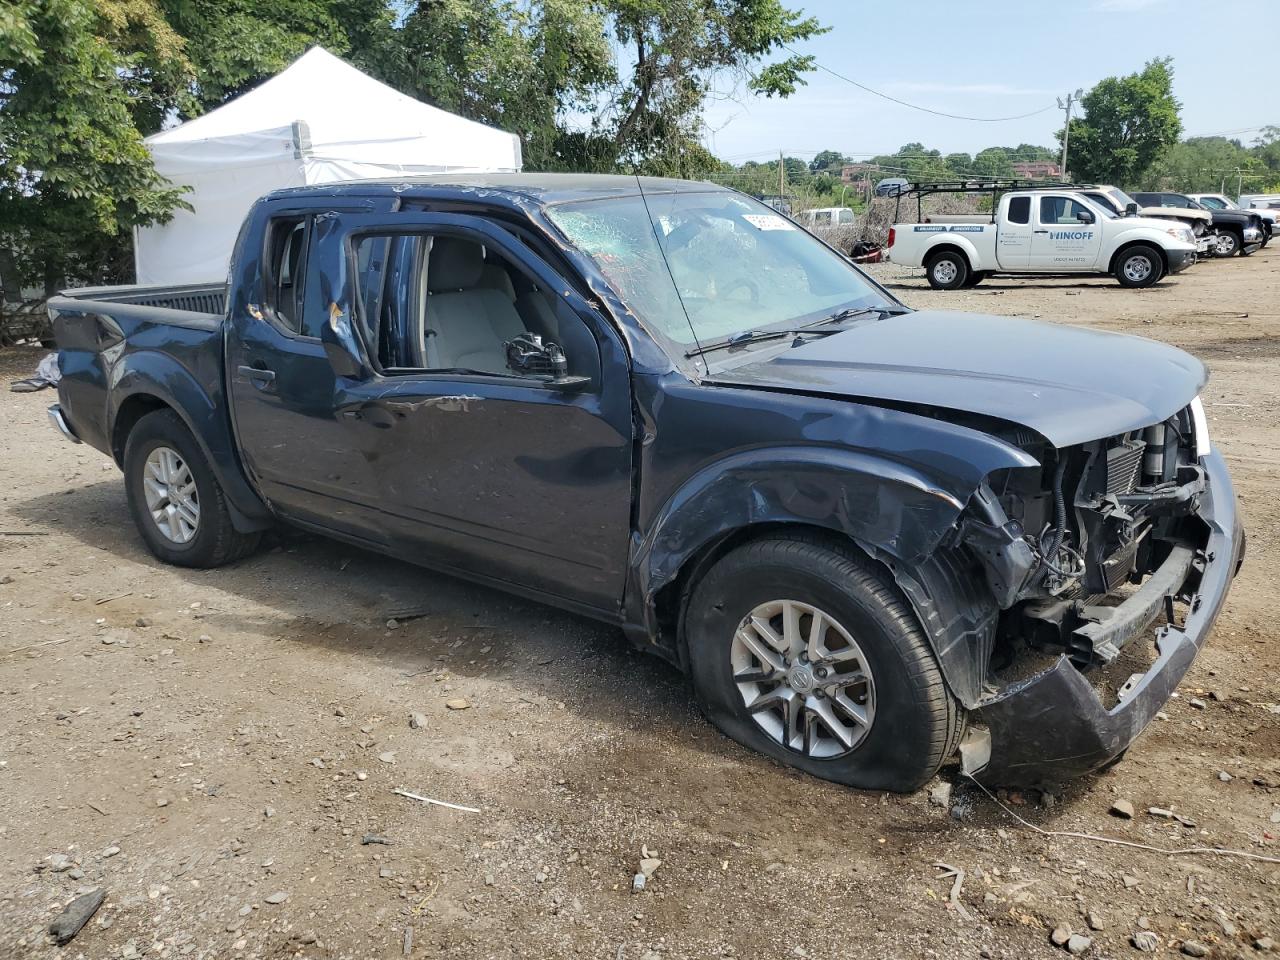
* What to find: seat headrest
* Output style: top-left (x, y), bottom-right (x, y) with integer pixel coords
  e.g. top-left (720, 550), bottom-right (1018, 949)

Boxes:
top-left (428, 237), bottom-right (484, 292)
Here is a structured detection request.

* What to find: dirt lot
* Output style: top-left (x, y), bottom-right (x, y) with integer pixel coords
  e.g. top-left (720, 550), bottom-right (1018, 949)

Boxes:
top-left (2, 250), bottom-right (1279, 960)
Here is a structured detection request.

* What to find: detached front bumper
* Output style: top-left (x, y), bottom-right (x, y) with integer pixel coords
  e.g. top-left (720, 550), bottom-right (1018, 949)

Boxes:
top-left (1243, 226), bottom-right (1263, 244)
top-left (965, 448), bottom-right (1243, 786)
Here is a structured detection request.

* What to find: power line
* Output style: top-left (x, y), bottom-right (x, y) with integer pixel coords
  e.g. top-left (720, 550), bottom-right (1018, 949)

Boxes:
top-left (784, 46), bottom-right (1058, 123)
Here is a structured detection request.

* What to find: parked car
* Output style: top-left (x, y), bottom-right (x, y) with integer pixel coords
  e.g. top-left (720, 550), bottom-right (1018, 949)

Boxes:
top-left (46, 174), bottom-right (1242, 791)
top-left (1075, 185), bottom-right (1214, 257)
top-left (1187, 193), bottom-right (1277, 242)
top-left (874, 177), bottom-right (909, 197)
top-left (1132, 192), bottom-right (1265, 258)
top-left (798, 206), bottom-right (856, 229)
top-left (796, 206), bottom-right (862, 255)
top-left (888, 187), bottom-right (1197, 288)
top-left (1239, 193), bottom-right (1280, 211)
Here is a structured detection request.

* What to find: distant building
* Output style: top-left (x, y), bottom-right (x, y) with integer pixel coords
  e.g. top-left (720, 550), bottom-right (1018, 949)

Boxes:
top-left (840, 163), bottom-right (878, 183)
top-left (1012, 160), bottom-right (1061, 179)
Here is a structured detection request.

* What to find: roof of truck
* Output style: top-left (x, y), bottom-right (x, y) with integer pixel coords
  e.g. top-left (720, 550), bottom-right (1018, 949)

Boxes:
top-left (267, 172), bottom-right (730, 206)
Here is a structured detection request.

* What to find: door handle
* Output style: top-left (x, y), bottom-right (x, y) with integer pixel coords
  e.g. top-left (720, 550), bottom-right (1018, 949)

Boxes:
top-left (237, 365), bottom-right (277, 391)
top-left (1033, 229), bottom-right (1049, 234)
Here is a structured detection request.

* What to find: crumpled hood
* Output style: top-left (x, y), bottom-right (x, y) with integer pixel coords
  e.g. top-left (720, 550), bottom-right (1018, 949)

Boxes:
top-left (1138, 206), bottom-right (1210, 224)
top-left (710, 311), bottom-right (1207, 448)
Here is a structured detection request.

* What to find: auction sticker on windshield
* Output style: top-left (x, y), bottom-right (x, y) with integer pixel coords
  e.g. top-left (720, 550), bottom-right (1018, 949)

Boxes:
top-left (742, 214), bottom-right (796, 231)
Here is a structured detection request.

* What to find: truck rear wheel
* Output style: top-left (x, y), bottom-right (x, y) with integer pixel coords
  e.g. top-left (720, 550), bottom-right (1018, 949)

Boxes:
top-left (123, 409), bottom-right (261, 568)
top-left (924, 250), bottom-right (969, 290)
top-left (1114, 245), bottom-right (1164, 288)
top-left (683, 533), bottom-right (964, 792)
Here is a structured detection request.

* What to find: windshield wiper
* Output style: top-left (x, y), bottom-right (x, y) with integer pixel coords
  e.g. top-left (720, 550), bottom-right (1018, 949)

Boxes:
top-left (821, 305), bottom-right (909, 323)
top-left (684, 325), bottom-right (843, 359)
top-left (684, 304), bottom-right (908, 359)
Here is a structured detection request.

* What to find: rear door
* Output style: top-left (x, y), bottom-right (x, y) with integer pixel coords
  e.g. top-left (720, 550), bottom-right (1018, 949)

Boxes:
top-left (309, 211), bottom-right (635, 611)
top-left (1028, 194), bottom-right (1103, 270)
top-left (225, 200), bottom-right (394, 544)
top-left (995, 195), bottom-right (1033, 267)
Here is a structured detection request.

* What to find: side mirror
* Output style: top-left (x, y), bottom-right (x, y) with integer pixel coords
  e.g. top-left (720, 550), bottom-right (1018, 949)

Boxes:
top-left (504, 333), bottom-right (588, 390)
top-left (1076, 210), bottom-right (1096, 224)
top-left (321, 302), bottom-right (372, 380)
top-left (1125, 202), bottom-right (1139, 217)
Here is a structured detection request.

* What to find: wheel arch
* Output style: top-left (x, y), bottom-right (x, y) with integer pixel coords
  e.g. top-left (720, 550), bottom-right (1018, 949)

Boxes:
top-left (923, 241), bottom-right (980, 272)
top-left (625, 442), bottom-right (1029, 706)
top-left (1108, 239), bottom-right (1169, 275)
top-left (108, 357), bottom-right (272, 531)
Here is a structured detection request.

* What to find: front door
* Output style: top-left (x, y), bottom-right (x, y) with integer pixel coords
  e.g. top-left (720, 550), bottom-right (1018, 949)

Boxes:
top-left (1028, 194), bottom-right (1104, 270)
top-left (313, 212), bottom-right (635, 612)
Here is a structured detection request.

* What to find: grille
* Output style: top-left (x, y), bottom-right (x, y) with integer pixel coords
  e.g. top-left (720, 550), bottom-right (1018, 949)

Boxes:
top-left (1105, 440), bottom-right (1145, 496)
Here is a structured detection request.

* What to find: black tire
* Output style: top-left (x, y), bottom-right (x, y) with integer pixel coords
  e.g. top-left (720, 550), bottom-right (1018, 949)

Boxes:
top-left (962, 270), bottom-right (985, 288)
top-left (1114, 245), bottom-right (1164, 288)
top-left (1211, 230), bottom-right (1240, 258)
top-left (924, 250), bottom-right (969, 290)
top-left (684, 533), bottom-right (964, 792)
top-left (123, 409), bottom-right (261, 568)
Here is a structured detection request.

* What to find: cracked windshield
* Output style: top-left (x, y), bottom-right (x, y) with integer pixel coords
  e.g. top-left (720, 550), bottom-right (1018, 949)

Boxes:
top-left (547, 191), bottom-right (889, 346)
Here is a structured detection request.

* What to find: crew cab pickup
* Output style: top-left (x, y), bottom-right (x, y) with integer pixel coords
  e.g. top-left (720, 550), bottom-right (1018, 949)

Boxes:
top-left (887, 188), bottom-right (1198, 289)
top-left (48, 174), bottom-right (1242, 791)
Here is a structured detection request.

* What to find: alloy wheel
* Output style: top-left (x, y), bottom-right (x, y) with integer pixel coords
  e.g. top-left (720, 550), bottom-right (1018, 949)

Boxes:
top-left (143, 446), bottom-right (200, 544)
top-left (730, 599), bottom-right (876, 759)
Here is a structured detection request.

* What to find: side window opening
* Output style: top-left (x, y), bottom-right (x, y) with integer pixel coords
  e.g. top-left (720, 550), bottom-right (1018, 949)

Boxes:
top-left (264, 217), bottom-right (309, 334)
top-left (1039, 196), bottom-right (1089, 225)
top-left (1008, 196), bottom-right (1031, 224)
top-left (351, 231), bottom-right (599, 384)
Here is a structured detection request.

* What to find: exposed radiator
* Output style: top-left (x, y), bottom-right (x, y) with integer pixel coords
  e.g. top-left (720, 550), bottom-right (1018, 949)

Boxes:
top-left (1105, 440), bottom-right (1145, 496)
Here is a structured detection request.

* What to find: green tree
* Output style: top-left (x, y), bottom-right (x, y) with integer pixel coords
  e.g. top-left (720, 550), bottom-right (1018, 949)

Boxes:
top-left (1146, 136), bottom-right (1264, 193)
top-left (809, 149), bottom-right (844, 173)
top-left (1061, 57), bottom-right (1182, 186)
top-left (972, 146), bottom-right (1014, 179)
top-left (160, 0), bottom-right (400, 115)
top-left (943, 152), bottom-right (972, 176)
top-left (1, 0), bottom-right (191, 291)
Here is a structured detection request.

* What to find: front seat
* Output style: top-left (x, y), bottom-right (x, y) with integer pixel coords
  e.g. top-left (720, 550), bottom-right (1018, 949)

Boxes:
top-left (424, 238), bottom-right (529, 374)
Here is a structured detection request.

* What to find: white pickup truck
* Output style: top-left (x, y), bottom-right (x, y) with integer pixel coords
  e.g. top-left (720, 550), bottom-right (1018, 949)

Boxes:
top-left (887, 188), bottom-right (1198, 290)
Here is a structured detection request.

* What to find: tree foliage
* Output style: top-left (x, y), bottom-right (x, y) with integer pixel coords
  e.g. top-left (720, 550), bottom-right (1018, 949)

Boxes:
top-left (1, 0), bottom-right (192, 292)
top-left (1062, 57), bottom-right (1182, 186)
top-left (1, 0), bottom-right (827, 289)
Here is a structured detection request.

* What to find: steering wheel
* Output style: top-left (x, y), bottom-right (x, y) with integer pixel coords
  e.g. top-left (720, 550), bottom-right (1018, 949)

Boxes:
top-left (720, 277), bottom-right (760, 303)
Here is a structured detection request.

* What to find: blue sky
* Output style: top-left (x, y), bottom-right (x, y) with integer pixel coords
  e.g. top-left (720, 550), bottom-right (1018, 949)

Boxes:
top-left (701, 0), bottom-right (1279, 163)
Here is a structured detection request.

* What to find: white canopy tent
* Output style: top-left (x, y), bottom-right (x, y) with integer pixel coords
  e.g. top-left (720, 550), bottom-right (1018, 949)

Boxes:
top-left (135, 47), bottom-right (522, 285)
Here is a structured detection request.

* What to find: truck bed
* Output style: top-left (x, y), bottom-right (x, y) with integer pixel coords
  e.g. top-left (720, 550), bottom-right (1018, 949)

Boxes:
top-left (47, 282), bottom-right (230, 459)
top-left (55, 282), bottom-right (226, 327)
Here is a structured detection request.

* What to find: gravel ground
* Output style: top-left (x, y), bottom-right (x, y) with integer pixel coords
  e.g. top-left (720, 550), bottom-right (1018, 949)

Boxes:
top-left (2, 249), bottom-right (1279, 959)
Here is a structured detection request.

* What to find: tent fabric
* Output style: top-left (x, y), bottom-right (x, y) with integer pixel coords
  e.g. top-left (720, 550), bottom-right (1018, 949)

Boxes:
top-left (135, 47), bottom-right (522, 286)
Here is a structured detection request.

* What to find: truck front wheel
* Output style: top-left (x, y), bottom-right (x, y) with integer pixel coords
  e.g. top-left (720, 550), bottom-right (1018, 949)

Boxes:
top-left (1211, 230), bottom-right (1240, 257)
top-left (924, 250), bottom-right (969, 290)
top-left (1114, 245), bottom-right (1164, 288)
top-left (683, 534), bottom-right (964, 792)
top-left (123, 409), bottom-right (261, 568)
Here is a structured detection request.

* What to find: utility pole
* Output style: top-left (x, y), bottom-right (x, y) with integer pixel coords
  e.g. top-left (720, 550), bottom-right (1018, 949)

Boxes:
top-left (778, 149), bottom-right (785, 202)
top-left (1057, 88), bottom-right (1083, 182)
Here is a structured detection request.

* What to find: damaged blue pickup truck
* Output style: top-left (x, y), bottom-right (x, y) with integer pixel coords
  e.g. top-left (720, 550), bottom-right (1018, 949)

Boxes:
top-left (48, 174), bottom-right (1243, 791)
